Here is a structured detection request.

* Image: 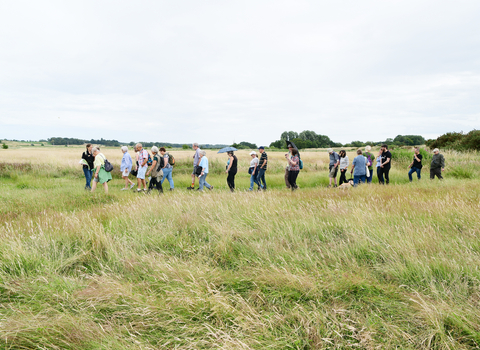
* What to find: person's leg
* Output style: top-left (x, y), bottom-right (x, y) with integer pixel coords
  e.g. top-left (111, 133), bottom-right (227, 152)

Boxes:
top-left (360, 175), bottom-right (366, 184)
top-left (91, 178), bottom-right (98, 192)
top-left (190, 167), bottom-right (197, 188)
top-left (203, 173), bottom-right (212, 190)
top-left (384, 168), bottom-right (390, 184)
top-left (408, 168), bottom-right (415, 182)
top-left (430, 168), bottom-right (435, 180)
top-left (353, 175), bottom-right (360, 186)
top-left (83, 167), bottom-right (91, 189)
top-left (249, 174), bottom-right (254, 190)
top-left (339, 170), bottom-right (346, 185)
top-left (367, 169), bottom-right (373, 184)
top-left (328, 165), bottom-right (333, 186)
top-left (285, 168), bottom-right (290, 188)
top-left (259, 169), bottom-right (266, 189)
top-left (103, 182), bottom-right (108, 194)
top-left (227, 172), bottom-right (234, 191)
top-left (291, 170), bottom-right (299, 190)
top-left (155, 178), bottom-right (163, 193)
top-left (168, 169), bottom-right (174, 189)
top-left (416, 168), bottom-right (421, 180)
top-left (333, 167), bottom-right (338, 186)
top-left (378, 168), bottom-right (384, 184)
top-left (435, 168), bottom-right (443, 180)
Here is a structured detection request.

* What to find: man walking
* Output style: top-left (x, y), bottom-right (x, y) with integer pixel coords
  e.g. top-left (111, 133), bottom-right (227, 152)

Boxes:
top-left (378, 144), bottom-right (392, 185)
top-left (135, 143), bottom-right (149, 192)
top-left (430, 148), bottom-right (445, 180)
top-left (187, 143), bottom-right (201, 190)
top-left (257, 146), bottom-right (268, 190)
top-left (327, 148), bottom-right (340, 187)
top-left (408, 147), bottom-right (423, 182)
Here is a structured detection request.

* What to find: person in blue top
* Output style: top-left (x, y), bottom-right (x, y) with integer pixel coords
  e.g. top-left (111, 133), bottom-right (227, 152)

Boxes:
top-left (198, 150), bottom-right (213, 191)
top-left (350, 149), bottom-right (367, 186)
top-left (120, 146), bottom-right (135, 190)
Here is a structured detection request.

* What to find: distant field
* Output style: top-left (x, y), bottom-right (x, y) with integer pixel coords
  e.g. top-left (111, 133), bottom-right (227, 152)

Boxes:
top-left (1, 146), bottom-right (480, 349)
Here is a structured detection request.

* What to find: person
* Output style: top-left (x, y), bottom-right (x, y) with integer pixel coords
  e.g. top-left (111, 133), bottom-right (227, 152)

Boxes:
top-left (430, 148), bottom-right (445, 180)
top-left (285, 148), bottom-right (300, 190)
top-left (225, 151), bottom-right (238, 192)
top-left (159, 147), bottom-right (174, 191)
top-left (338, 150), bottom-right (349, 185)
top-left (327, 148), bottom-right (340, 187)
top-left (257, 146), bottom-right (268, 190)
top-left (408, 147), bottom-right (423, 182)
top-left (135, 143), bottom-right (149, 193)
top-left (145, 146), bottom-right (163, 194)
top-left (120, 146), bottom-right (135, 190)
top-left (350, 149), bottom-right (367, 186)
top-left (91, 146), bottom-right (112, 194)
top-left (376, 149), bottom-right (382, 182)
top-left (81, 143), bottom-right (94, 190)
top-left (187, 143), bottom-right (201, 190)
top-left (198, 150), bottom-right (213, 191)
top-left (378, 144), bottom-right (392, 185)
top-left (248, 151), bottom-right (261, 191)
top-left (364, 145), bottom-right (375, 184)
top-left (285, 144), bottom-right (295, 189)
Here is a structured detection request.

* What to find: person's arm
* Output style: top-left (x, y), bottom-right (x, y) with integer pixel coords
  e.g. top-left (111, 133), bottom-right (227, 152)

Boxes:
top-left (334, 154), bottom-right (340, 168)
top-left (146, 159), bottom-right (157, 176)
top-left (260, 155), bottom-right (267, 168)
top-left (253, 161), bottom-right (257, 175)
top-left (408, 161), bottom-right (413, 169)
top-left (196, 151), bottom-right (201, 166)
top-left (441, 155), bottom-right (445, 170)
top-left (94, 164), bottom-right (101, 178)
top-left (382, 156), bottom-right (391, 166)
top-left (350, 164), bottom-right (355, 174)
top-left (141, 151), bottom-right (148, 167)
top-left (226, 156), bottom-right (233, 173)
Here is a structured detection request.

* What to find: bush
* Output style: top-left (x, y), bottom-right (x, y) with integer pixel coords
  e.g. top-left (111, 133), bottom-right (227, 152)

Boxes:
top-left (182, 144), bottom-right (189, 150)
top-left (2, 143), bottom-right (8, 149)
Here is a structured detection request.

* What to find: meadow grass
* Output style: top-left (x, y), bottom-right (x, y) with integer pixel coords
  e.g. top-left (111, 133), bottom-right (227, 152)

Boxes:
top-left (1, 147), bottom-right (480, 349)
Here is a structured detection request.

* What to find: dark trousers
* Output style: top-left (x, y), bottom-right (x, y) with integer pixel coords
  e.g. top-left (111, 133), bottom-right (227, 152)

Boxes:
top-left (287, 170), bottom-right (299, 190)
top-left (148, 177), bottom-right (163, 193)
top-left (378, 166), bottom-right (390, 185)
top-left (408, 167), bottom-right (422, 181)
top-left (285, 168), bottom-right (290, 188)
top-left (257, 168), bottom-right (266, 189)
top-left (339, 169), bottom-right (348, 185)
top-left (83, 167), bottom-right (92, 189)
top-left (227, 169), bottom-right (237, 191)
top-left (430, 168), bottom-right (443, 180)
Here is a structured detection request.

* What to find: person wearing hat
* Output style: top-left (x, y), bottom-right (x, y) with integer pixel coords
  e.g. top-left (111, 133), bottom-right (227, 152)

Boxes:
top-left (430, 148), bottom-right (445, 180)
top-left (257, 146), bottom-right (268, 190)
top-left (248, 151), bottom-right (261, 191)
top-left (328, 148), bottom-right (340, 187)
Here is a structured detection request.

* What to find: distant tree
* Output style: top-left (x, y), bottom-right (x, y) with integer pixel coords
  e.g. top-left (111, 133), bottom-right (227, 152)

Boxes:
top-left (182, 144), bottom-right (189, 150)
top-left (31, 143), bottom-right (35, 146)
top-left (2, 143), bottom-right (8, 149)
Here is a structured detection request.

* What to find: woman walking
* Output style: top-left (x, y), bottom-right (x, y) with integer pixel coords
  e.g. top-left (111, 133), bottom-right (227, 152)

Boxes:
top-left (145, 146), bottom-right (163, 194)
top-left (338, 150), bottom-right (349, 185)
top-left (159, 147), bottom-right (174, 191)
top-left (248, 151), bottom-right (261, 191)
top-left (285, 148), bottom-right (300, 190)
top-left (198, 150), bottom-right (213, 191)
top-left (225, 151), bottom-right (237, 192)
top-left (91, 147), bottom-right (112, 194)
top-left (81, 143), bottom-right (94, 190)
top-left (120, 146), bottom-right (135, 190)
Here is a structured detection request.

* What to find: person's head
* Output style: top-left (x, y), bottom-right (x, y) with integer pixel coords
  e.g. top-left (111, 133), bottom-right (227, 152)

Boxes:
top-left (414, 147), bottom-right (419, 154)
top-left (192, 143), bottom-right (199, 150)
top-left (86, 143), bottom-right (92, 152)
top-left (339, 150), bottom-right (346, 158)
top-left (159, 147), bottom-right (166, 155)
top-left (291, 148), bottom-right (298, 156)
top-left (327, 148), bottom-right (333, 154)
top-left (151, 146), bottom-right (159, 154)
top-left (365, 145), bottom-right (371, 152)
top-left (433, 148), bottom-right (439, 154)
top-left (381, 144), bottom-right (388, 151)
top-left (357, 149), bottom-right (363, 155)
top-left (227, 151), bottom-right (234, 157)
top-left (288, 145), bottom-right (293, 152)
top-left (199, 150), bottom-right (207, 158)
top-left (258, 146), bottom-right (265, 153)
top-left (135, 143), bottom-right (143, 151)
top-left (121, 146), bottom-right (128, 153)
top-left (92, 146), bottom-right (100, 156)
top-left (250, 151), bottom-right (257, 158)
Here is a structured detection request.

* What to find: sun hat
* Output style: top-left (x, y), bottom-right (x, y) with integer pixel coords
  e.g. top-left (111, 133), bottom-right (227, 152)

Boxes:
top-left (249, 151), bottom-right (257, 155)
top-left (327, 148), bottom-right (333, 153)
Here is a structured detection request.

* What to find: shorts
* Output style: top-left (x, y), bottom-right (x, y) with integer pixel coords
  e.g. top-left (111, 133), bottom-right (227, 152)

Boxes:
top-left (192, 166), bottom-right (198, 176)
top-left (137, 166), bottom-right (147, 180)
top-left (122, 169), bottom-right (130, 177)
top-left (93, 177), bottom-right (99, 183)
top-left (329, 165), bottom-right (338, 178)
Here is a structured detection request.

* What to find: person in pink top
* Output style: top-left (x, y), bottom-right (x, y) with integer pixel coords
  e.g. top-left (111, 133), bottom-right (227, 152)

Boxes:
top-left (135, 143), bottom-right (149, 192)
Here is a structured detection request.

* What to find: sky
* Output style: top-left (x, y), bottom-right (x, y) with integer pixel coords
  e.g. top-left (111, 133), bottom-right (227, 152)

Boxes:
top-left (0, 0), bottom-right (479, 146)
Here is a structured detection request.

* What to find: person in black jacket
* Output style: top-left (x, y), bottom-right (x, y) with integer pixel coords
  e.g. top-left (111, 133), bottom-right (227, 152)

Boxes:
top-left (225, 151), bottom-right (238, 192)
top-left (82, 143), bottom-right (94, 190)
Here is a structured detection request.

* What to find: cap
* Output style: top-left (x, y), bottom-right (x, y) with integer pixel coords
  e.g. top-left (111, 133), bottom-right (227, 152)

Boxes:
top-left (327, 148), bottom-right (333, 153)
top-left (249, 151), bottom-right (256, 155)
top-left (258, 146), bottom-right (265, 150)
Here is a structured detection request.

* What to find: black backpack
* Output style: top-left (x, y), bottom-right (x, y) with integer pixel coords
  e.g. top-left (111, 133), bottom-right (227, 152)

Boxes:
top-left (100, 154), bottom-right (113, 172)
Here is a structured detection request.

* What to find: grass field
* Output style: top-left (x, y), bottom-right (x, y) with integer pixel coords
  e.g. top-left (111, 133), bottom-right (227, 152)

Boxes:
top-left (1, 145), bottom-right (480, 349)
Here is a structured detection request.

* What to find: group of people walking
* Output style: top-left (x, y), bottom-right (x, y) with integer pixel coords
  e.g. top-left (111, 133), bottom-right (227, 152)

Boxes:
top-left (81, 142), bottom-right (446, 194)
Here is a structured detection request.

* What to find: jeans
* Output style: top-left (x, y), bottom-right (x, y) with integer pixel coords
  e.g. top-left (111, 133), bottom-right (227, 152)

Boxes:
top-left (353, 175), bottom-right (366, 186)
top-left (430, 168), bottom-right (443, 180)
top-left (160, 167), bottom-right (174, 189)
top-left (83, 167), bottom-right (92, 189)
top-left (199, 173), bottom-right (212, 191)
top-left (257, 168), bottom-right (267, 189)
top-left (249, 171), bottom-right (261, 190)
top-left (287, 170), bottom-right (299, 190)
top-left (408, 167), bottom-right (422, 181)
top-left (227, 169), bottom-right (237, 192)
top-left (366, 168), bottom-right (373, 183)
top-left (378, 166), bottom-right (390, 185)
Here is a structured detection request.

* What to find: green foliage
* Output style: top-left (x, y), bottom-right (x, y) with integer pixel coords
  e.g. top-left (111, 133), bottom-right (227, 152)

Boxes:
top-left (2, 143), bottom-right (7, 149)
top-left (393, 135), bottom-right (425, 146)
top-left (231, 141), bottom-right (258, 149)
top-left (182, 144), bottom-right (189, 150)
top-left (426, 130), bottom-right (480, 151)
top-left (272, 130), bottom-right (341, 149)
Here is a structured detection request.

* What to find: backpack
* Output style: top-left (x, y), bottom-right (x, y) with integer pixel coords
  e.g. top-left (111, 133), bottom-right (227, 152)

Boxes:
top-left (297, 152), bottom-right (303, 170)
top-left (166, 152), bottom-right (175, 166)
top-left (366, 153), bottom-right (373, 167)
top-left (100, 154), bottom-right (113, 172)
top-left (156, 156), bottom-right (164, 172)
top-left (147, 153), bottom-right (153, 166)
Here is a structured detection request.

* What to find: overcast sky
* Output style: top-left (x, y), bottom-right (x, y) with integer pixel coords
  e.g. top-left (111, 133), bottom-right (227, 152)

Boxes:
top-left (1, 0), bottom-right (479, 145)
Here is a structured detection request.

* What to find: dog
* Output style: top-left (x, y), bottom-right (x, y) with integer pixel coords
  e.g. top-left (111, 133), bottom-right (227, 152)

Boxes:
top-left (338, 179), bottom-right (354, 189)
